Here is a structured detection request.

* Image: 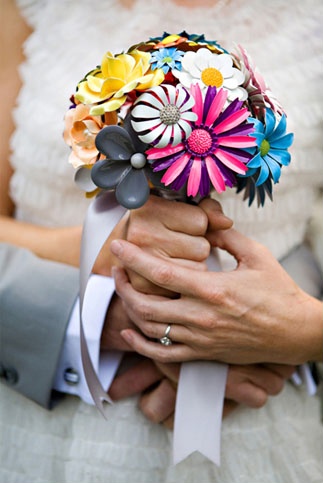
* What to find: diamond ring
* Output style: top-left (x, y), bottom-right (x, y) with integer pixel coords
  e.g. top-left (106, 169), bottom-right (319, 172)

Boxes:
top-left (159, 324), bottom-right (172, 346)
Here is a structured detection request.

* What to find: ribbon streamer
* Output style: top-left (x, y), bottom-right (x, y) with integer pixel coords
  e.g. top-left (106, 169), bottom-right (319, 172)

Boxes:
top-left (79, 191), bottom-right (126, 417)
top-left (79, 192), bottom-right (229, 463)
top-left (174, 362), bottom-right (228, 465)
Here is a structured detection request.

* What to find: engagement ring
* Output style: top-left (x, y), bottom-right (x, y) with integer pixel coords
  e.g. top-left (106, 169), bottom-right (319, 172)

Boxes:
top-left (159, 324), bottom-right (172, 346)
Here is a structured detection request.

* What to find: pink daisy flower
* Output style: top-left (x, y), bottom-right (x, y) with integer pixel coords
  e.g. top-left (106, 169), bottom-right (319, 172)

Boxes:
top-left (146, 84), bottom-right (256, 197)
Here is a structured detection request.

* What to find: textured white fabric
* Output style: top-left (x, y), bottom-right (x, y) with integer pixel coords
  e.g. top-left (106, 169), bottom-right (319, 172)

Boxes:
top-left (1, 383), bottom-right (322, 483)
top-left (2, 0), bottom-right (323, 481)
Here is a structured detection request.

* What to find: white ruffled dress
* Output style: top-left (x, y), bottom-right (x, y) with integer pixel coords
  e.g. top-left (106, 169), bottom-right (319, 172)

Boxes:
top-left (1, 0), bottom-right (323, 481)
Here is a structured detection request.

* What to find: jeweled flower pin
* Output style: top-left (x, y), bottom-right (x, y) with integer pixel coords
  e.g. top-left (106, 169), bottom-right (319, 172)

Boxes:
top-left (66, 32), bottom-right (293, 208)
top-left (149, 47), bottom-right (185, 74)
top-left (237, 108), bottom-right (294, 205)
top-left (131, 84), bottom-right (197, 148)
top-left (173, 48), bottom-right (247, 101)
top-left (147, 84), bottom-right (256, 197)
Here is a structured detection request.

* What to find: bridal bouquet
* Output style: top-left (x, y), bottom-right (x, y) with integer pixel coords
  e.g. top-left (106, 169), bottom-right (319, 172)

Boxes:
top-left (64, 32), bottom-right (294, 465)
top-left (64, 32), bottom-right (293, 208)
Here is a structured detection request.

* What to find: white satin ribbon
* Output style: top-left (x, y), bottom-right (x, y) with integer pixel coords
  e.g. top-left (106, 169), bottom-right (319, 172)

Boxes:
top-left (79, 191), bottom-right (126, 416)
top-left (79, 192), bottom-right (228, 463)
top-left (174, 362), bottom-right (228, 465)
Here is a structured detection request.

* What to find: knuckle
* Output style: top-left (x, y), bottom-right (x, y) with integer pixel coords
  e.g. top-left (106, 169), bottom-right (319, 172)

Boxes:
top-left (136, 300), bottom-right (154, 321)
top-left (142, 322), bottom-right (160, 339)
top-left (204, 285), bottom-right (227, 305)
top-left (127, 222), bottom-right (145, 245)
top-left (151, 264), bottom-right (174, 286)
top-left (196, 238), bottom-right (211, 261)
top-left (195, 209), bottom-right (209, 235)
top-left (268, 376), bottom-right (285, 396)
top-left (200, 314), bottom-right (217, 331)
top-left (139, 400), bottom-right (160, 424)
top-left (253, 392), bottom-right (268, 408)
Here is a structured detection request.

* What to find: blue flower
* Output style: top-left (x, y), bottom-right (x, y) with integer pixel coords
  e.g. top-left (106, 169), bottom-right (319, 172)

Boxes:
top-left (150, 47), bottom-right (184, 74)
top-left (237, 108), bottom-right (294, 205)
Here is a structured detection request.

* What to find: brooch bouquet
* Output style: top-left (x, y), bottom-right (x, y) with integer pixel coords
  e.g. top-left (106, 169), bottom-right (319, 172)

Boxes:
top-left (64, 32), bottom-right (294, 465)
top-left (64, 31), bottom-right (293, 208)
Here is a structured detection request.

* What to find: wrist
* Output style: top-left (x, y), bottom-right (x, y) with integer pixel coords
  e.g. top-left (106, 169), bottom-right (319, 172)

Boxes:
top-left (302, 295), bottom-right (323, 362)
top-left (293, 292), bottom-right (323, 364)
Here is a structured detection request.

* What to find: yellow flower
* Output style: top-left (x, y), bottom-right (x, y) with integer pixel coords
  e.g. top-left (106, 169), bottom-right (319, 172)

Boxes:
top-left (75, 50), bottom-right (164, 115)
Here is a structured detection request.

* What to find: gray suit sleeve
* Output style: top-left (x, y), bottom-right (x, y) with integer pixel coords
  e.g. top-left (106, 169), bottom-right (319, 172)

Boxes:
top-left (0, 243), bottom-right (79, 408)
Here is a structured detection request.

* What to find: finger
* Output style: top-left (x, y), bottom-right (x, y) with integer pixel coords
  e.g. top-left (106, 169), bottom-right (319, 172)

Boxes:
top-left (127, 257), bottom-right (208, 296)
top-left (108, 359), bottom-right (162, 401)
top-left (227, 365), bottom-right (287, 398)
top-left (120, 329), bottom-right (199, 364)
top-left (148, 232), bottom-right (211, 262)
top-left (262, 363), bottom-right (296, 379)
top-left (114, 266), bottom-right (220, 340)
top-left (111, 240), bottom-right (221, 298)
top-left (225, 380), bottom-right (268, 408)
top-left (154, 361), bottom-right (180, 384)
top-left (139, 378), bottom-right (176, 424)
top-left (199, 198), bottom-right (233, 231)
top-left (244, 365), bottom-right (286, 396)
top-left (155, 196), bottom-right (209, 236)
top-left (163, 414), bottom-right (174, 430)
top-left (121, 303), bottom-right (193, 345)
top-left (139, 195), bottom-right (208, 236)
top-left (211, 228), bottom-right (270, 269)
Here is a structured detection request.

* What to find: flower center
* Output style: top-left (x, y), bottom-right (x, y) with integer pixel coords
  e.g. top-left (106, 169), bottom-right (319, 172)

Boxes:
top-left (130, 153), bottom-right (146, 169)
top-left (159, 104), bottom-right (181, 125)
top-left (81, 128), bottom-right (96, 148)
top-left (260, 139), bottom-right (270, 156)
top-left (163, 56), bottom-right (173, 64)
top-left (187, 128), bottom-right (213, 155)
top-left (201, 67), bottom-right (224, 87)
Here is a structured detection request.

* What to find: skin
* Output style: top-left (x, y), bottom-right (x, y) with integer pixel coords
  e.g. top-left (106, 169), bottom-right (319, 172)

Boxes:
top-left (110, 229), bottom-right (323, 365)
top-left (2, 1), bottom-right (297, 426)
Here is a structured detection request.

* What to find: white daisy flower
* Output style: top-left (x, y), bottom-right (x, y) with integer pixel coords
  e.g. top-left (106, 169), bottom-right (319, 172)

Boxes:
top-left (173, 48), bottom-right (247, 102)
top-left (131, 84), bottom-right (197, 148)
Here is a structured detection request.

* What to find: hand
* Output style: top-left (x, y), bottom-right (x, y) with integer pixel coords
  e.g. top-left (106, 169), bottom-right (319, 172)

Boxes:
top-left (93, 195), bottom-right (231, 292)
top-left (100, 292), bottom-right (137, 351)
top-left (110, 228), bottom-right (323, 365)
top-left (99, 195), bottom-right (228, 348)
top-left (110, 360), bottom-right (295, 428)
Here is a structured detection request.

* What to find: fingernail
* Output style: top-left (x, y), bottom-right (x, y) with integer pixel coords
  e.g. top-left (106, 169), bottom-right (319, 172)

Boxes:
top-left (110, 240), bottom-right (123, 257)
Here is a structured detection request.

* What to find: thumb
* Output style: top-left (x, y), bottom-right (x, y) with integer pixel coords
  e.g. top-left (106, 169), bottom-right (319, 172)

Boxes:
top-left (212, 228), bottom-right (269, 268)
top-left (199, 198), bottom-right (233, 232)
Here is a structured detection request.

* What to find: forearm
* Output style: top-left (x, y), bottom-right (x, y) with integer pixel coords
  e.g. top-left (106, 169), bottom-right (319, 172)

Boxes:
top-left (0, 215), bottom-right (82, 266)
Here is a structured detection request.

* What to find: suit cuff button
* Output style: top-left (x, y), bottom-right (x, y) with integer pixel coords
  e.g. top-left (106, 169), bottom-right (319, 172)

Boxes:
top-left (63, 368), bottom-right (80, 385)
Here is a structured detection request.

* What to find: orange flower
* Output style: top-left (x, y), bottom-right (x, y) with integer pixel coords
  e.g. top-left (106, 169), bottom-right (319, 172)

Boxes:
top-left (63, 104), bottom-right (117, 168)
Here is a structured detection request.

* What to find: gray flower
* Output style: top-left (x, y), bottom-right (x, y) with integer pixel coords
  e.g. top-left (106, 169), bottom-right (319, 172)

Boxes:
top-left (89, 121), bottom-right (164, 209)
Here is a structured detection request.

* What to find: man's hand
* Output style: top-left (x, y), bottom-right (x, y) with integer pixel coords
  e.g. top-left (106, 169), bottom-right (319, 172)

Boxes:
top-left (109, 361), bottom-right (295, 428)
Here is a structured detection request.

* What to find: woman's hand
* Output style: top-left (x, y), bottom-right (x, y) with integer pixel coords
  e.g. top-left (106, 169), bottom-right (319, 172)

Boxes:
top-left (110, 228), bottom-right (323, 365)
top-left (94, 195), bottom-right (231, 290)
